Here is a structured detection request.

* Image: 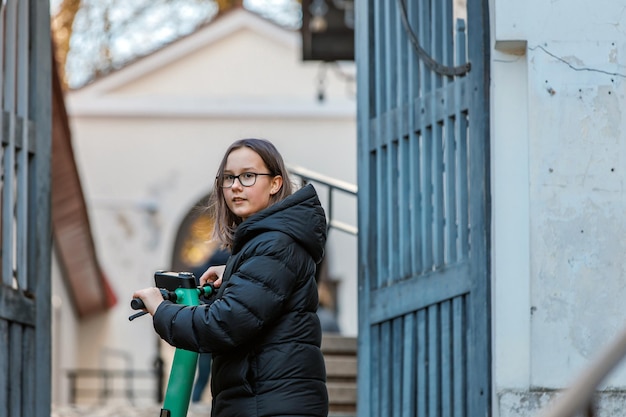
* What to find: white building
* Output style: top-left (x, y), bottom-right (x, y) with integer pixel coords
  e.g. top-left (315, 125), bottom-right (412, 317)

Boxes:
top-left (59, 7), bottom-right (357, 405)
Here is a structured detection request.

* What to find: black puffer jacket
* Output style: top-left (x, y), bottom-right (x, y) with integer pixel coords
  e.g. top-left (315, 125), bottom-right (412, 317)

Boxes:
top-left (153, 184), bottom-right (329, 417)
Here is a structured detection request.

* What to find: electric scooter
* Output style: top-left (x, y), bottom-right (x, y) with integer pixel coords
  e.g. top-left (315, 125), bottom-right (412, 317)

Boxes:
top-left (129, 271), bottom-right (214, 417)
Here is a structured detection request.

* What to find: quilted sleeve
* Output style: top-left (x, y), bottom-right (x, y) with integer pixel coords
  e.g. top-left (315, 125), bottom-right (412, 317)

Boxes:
top-left (152, 232), bottom-right (305, 353)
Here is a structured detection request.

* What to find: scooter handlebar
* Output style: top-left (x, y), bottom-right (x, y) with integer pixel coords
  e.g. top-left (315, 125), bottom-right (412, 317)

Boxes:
top-left (129, 284), bottom-right (214, 321)
top-left (130, 288), bottom-right (173, 311)
top-left (130, 298), bottom-right (145, 310)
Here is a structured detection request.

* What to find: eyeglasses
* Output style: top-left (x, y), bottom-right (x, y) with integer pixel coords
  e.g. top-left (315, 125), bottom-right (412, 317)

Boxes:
top-left (219, 172), bottom-right (274, 188)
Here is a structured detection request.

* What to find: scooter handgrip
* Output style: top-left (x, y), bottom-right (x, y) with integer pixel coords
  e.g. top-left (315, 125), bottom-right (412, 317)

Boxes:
top-left (131, 298), bottom-right (145, 310)
top-left (199, 283), bottom-right (215, 297)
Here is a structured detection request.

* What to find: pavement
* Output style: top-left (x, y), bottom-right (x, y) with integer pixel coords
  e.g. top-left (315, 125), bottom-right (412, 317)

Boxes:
top-left (51, 402), bottom-right (212, 417)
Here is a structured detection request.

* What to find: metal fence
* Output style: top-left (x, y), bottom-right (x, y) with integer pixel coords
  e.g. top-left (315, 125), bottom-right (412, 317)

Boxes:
top-left (0, 1), bottom-right (52, 416)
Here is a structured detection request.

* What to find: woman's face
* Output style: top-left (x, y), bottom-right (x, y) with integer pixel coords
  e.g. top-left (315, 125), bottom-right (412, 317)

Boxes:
top-left (222, 147), bottom-right (282, 221)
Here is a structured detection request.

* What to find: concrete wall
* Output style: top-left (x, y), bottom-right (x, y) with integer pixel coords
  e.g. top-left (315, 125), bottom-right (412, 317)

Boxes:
top-left (491, 0), bottom-right (626, 415)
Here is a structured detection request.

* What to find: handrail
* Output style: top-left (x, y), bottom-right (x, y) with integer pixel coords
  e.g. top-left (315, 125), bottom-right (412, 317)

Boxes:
top-left (288, 164), bottom-right (358, 195)
top-left (66, 368), bottom-right (159, 404)
top-left (287, 164), bottom-right (358, 236)
top-left (539, 326), bottom-right (626, 417)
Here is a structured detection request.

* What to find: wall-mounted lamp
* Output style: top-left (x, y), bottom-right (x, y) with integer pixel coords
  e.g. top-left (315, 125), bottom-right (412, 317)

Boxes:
top-left (301, 0), bottom-right (355, 61)
top-left (309, 0), bottom-right (329, 32)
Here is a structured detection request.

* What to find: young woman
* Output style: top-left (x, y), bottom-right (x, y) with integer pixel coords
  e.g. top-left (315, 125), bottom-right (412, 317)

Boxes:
top-left (132, 138), bottom-right (329, 417)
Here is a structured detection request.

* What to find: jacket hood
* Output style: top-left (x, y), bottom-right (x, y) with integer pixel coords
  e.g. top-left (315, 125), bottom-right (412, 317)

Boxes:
top-left (232, 184), bottom-right (327, 263)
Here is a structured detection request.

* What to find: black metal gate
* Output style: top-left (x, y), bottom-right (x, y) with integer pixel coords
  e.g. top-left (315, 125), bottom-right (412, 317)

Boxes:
top-left (0, 1), bottom-right (52, 416)
top-left (355, 0), bottom-right (490, 415)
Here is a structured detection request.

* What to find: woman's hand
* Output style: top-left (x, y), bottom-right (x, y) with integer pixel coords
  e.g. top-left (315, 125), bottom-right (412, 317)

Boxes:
top-left (132, 287), bottom-right (165, 316)
top-left (199, 265), bottom-right (226, 288)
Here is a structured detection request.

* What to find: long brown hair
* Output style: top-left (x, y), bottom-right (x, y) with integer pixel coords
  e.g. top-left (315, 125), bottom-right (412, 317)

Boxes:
top-left (210, 138), bottom-right (293, 249)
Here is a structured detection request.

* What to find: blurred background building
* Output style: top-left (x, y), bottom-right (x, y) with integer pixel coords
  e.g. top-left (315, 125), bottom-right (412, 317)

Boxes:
top-left (51, 2), bottom-right (358, 407)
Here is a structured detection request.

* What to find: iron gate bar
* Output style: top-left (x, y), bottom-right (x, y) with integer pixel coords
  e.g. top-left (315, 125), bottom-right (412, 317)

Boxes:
top-left (33, 0), bottom-right (53, 414)
top-left (1, 112), bottom-right (37, 153)
top-left (364, 81), bottom-right (473, 253)
top-left (3, 1), bottom-right (16, 289)
top-left (0, 287), bottom-right (35, 326)
top-left (16, 0), bottom-right (30, 298)
top-left (369, 262), bottom-right (471, 324)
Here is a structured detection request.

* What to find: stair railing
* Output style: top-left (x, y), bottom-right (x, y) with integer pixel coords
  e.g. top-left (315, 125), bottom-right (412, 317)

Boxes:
top-left (539, 326), bottom-right (626, 417)
top-left (287, 164), bottom-right (358, 236)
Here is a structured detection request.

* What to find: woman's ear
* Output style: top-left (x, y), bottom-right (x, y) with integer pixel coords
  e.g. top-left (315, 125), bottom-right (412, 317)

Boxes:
top-left (270, 175), bottom-right (283, 195)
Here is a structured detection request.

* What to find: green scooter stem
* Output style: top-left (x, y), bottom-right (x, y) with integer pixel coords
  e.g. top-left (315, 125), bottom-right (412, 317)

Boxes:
top-left (160, 286), bottom-right (200, 417)
top-left (141, 271), bottom-right (213, 417)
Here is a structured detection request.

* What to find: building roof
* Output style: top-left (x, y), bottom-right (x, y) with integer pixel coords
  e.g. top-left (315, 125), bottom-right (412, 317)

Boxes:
top-left (66, 6), bottom-right (355, 119)
top-left (52, 51), bottom-right (117, 317)
top-left (72, 7), bottom-right (298, 94)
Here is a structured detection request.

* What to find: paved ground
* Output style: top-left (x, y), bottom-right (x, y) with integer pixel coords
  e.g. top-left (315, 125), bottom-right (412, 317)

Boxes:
top-left (51, 402), bottom-right (212, 417)
top-left (51, 403), bottom-right (356, 417)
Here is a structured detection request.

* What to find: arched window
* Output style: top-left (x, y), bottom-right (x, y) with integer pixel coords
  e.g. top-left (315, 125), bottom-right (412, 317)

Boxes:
top-left (170, 193), bottom-right (218, 273)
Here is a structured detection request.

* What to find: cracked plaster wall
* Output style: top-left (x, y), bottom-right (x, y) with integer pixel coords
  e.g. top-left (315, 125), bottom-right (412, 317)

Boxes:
top-left (493, 0), bottom-right (626, 416)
